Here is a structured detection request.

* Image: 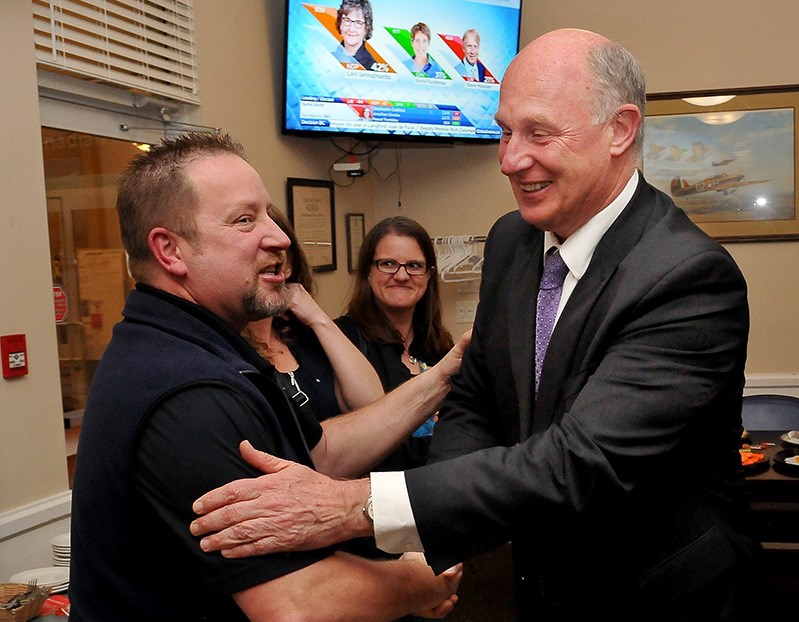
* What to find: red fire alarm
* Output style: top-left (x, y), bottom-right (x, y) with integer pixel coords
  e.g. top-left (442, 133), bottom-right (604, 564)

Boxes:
top-left (1, 334), bottom-right (29, 379)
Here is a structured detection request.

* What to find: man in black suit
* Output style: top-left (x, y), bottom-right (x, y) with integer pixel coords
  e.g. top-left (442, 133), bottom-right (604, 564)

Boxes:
top-left (191, 29), bottom-right (757, 621)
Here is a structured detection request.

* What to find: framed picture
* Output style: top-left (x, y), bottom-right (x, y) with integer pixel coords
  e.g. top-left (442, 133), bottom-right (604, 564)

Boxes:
top-left (644, 86), bottom-right (799, 241)
top-left (345, 213), bottom-right (365, 273)
top-left (286, 178), bottom-right (336, 272)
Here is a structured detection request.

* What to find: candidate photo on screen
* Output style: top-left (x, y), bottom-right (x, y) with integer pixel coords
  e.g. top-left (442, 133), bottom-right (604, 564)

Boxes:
top-left (457, 28), bottom-right (487, 82)
top-left (332, 0), bottom-right (380, 71)
top-left (403, 22), bottom-right (445, 79)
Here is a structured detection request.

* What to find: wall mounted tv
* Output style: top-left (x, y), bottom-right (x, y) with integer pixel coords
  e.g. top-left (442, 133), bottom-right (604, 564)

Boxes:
top-left (283, 0), bottom-right (523, 143)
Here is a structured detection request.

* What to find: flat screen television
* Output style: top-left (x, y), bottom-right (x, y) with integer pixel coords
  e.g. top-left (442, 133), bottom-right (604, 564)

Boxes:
top-left (283, 0), bottom-right (523, 143)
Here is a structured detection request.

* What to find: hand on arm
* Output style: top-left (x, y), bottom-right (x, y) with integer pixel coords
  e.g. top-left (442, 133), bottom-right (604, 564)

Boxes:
top-left (191, 441), bottom-right (373, 557)
top-left (313, 330), bottom-right (472, 478)
top-left (286, 283), bottom-right (384, 411)
top-left (234, 550), bottom-right (461, 621)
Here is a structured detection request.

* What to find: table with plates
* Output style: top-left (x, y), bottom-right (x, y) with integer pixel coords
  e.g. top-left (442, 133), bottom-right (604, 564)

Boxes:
top-left (6, 532), bottom-right (71, 620)
top-left (743, 429), bottom-right (799, 543)
top-left (742, 429), bottom-right (799, 603)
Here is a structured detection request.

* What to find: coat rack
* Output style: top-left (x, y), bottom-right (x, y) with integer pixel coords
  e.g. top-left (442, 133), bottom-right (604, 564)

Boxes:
top-left (432, 235), bottom-right (485, 282)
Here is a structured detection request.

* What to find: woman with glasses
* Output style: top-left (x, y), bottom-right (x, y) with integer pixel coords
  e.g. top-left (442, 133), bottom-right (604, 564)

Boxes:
top-left (332, 0), bottom-right (379, 72)
top-left (244, 206), bottom-right (384, 425)
top-left (336, 216), bottom-right (454, 469)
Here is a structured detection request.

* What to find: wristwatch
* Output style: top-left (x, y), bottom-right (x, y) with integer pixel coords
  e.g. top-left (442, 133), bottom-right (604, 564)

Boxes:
top-left (362, 493), bottom-right (374, 525)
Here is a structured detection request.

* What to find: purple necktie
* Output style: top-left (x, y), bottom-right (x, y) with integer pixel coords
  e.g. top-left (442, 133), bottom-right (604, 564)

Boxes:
top-left (535, 248), bottom-right (569, 391)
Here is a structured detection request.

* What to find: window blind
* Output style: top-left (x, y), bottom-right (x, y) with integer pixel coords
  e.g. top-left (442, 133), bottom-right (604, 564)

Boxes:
top-left (33, 0), bottom-right (200, 104)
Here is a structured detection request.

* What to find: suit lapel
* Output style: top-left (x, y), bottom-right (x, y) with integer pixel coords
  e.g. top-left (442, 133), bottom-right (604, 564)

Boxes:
top-left (531, 178), bottom-right (658, 435)
top-left (510, 231), bottom-right (544, 440)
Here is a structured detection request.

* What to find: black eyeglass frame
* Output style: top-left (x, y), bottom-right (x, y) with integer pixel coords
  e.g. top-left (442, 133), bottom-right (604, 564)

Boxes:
top-left (372, 259), bottom-right (430, 276)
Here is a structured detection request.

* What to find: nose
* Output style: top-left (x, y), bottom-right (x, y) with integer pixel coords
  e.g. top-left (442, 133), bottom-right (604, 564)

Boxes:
top-left (392, 266), bottom-right (411, 280)
top-left (262, 218), bottom-right (290, 251)
top-left (498, 135), bottom-right (534, 178)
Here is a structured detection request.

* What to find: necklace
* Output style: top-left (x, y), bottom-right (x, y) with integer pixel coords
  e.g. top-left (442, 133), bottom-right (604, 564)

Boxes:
top-left (400, 327), bottom-right (417, 366)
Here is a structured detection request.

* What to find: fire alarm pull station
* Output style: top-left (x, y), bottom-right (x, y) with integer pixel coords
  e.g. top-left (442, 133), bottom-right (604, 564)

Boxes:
top-left (1, 334), bottom-right (29, 379)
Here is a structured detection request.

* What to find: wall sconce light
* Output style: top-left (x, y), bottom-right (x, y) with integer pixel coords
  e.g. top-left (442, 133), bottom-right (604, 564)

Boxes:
top-left (681, 95), bottom-right (736, 107)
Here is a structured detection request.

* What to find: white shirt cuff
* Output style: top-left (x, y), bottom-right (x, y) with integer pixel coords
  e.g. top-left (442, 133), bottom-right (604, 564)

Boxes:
top-left (370, 470), bottom-right (424, 553)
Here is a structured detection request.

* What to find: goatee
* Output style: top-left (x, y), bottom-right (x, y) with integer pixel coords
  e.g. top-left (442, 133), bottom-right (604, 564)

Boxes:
top-left (244, 283), bottom-right (289, 319)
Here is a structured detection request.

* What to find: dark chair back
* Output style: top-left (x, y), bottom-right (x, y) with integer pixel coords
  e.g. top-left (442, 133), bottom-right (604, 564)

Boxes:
top-left (741, 393), bottom-right (799, 431)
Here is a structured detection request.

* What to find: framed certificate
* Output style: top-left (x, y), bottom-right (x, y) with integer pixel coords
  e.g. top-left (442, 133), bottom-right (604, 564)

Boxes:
top-left (287, 178), bottom-right (337, 272)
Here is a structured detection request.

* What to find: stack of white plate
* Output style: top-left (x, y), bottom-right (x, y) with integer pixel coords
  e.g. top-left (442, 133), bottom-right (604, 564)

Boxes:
top-left (50, 532), bottom-right (71, 567)
top-left (8, 566), bottom-right (69, 594)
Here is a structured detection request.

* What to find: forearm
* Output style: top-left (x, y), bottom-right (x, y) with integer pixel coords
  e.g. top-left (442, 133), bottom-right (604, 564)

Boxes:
top-left (234, 551), bottom-right (457, 621)
top-left (308, 314), bottom-right (384, 411)
top-left (314, 365), bottom-right (450, 477)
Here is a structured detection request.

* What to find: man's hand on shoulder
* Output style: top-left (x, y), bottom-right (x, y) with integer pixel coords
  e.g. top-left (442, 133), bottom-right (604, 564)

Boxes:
top-left (190, 441), bottom-right (372, 557)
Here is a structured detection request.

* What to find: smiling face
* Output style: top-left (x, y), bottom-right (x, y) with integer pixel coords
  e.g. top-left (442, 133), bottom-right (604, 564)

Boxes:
top-left (368, 233), bottom-right (430, 315)
top-left (339, 7), bottom-right (366, 53)
top-left (463, 33), bottom-right (480, 65)
top-left (495, 30), bottom-right (629, 240)
top-left (412, 32), bottom-right (430, 58)
top-left (177, 154), bottom-right (291, 329)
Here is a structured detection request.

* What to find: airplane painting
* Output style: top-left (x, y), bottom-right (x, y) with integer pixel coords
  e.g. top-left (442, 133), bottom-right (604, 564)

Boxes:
top-left (644, 106), bottom-right (794, 226)
top-left (670, 173), bottom-right (769, 198)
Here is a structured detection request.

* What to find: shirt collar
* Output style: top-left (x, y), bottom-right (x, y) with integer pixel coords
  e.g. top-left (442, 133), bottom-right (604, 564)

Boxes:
top-left (544, 169), bottom-right (639, 279)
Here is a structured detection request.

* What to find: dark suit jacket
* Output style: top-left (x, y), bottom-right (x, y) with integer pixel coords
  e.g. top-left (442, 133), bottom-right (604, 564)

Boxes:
top-left (406, 177), bottom-right (756, 619)
top-left (458, 59), bottom-right (486, 82)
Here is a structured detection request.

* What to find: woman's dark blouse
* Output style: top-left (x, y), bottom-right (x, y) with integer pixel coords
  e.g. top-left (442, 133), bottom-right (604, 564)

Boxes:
top-left (334, 314), bottom-right (446, 470)
top-left (272, 324), bottom-right (341, 424)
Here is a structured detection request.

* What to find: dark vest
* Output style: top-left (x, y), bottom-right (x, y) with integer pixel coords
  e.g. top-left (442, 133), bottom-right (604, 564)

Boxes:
top-left (69, 286), bottom-right (313, 620)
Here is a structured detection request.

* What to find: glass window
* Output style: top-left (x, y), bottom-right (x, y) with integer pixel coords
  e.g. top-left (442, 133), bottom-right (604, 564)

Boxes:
top-left (42, 128), bottom-right (144, 415)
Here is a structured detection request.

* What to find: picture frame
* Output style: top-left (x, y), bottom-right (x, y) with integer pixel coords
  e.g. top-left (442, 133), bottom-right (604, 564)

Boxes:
top-left (643, 86), bottom-right (799, 241)
top-left (345, 213), bottom-right (365, 273)
top-left (286, 178), bottom-right (336, 272)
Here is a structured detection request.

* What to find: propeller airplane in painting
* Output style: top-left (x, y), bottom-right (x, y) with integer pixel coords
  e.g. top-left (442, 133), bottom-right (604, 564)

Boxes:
top-left (670, 173), bottom-right (769, 198)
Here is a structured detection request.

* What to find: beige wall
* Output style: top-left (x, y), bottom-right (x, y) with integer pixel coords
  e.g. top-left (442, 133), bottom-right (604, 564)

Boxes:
top-left (1, 0), bottom-right (797, 534)
top-left (0, 3), bottom-right (70, 512)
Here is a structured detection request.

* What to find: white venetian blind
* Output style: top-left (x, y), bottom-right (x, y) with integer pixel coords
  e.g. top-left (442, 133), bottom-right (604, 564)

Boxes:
top-left (33, 0), bottom-right (200, 104)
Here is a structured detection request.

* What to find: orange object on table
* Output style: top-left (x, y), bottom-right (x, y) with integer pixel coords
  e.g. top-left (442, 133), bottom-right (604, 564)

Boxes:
top-left (37, 595), bottom-right (69, 617)
top-left (739, 449), bottom-right (766, 466)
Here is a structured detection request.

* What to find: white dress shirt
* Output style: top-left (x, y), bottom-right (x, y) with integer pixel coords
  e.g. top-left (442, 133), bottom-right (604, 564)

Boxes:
top-left (371, 171), bottom-right (640, 554)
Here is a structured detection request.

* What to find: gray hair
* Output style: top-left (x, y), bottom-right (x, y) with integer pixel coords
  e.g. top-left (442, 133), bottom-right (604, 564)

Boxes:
top-left (585, 41), bottom-right (646, 153)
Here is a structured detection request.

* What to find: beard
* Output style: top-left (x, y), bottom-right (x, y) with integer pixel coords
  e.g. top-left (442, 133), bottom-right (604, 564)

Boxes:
top-left (243, 281), bottom-right (289, 320)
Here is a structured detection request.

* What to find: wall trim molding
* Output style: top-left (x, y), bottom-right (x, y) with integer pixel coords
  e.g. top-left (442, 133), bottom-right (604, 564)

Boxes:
top-left (746, 373), bottom-right (799, 385)
top-left (745, 373), bottom-right (799, 396)
top-left (0, 491), bottom-right (71, 542)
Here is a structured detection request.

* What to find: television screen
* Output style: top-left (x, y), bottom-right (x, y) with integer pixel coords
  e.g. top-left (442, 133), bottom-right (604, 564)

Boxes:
top-left (283, 0), bottom-right (523, 143)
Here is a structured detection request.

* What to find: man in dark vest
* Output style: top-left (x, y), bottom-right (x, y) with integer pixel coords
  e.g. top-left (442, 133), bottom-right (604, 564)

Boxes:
top-left (69, 133), bottom-right (465, 621)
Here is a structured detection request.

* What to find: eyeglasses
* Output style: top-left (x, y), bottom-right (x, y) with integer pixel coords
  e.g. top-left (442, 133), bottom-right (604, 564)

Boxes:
top-left (341, 17), bottom-right (366, 29)
top-left (373, 259), bottom-right (429, 276)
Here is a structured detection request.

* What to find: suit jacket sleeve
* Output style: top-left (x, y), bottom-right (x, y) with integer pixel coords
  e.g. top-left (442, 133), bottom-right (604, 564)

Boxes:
top-left (410, 186), bottom-right (749, 573)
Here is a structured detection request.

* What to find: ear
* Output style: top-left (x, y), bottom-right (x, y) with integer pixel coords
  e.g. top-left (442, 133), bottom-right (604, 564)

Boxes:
top-left (148, 227), bottom-right (189, 277)
top-left (608, 104), bottom-right (641, 157)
